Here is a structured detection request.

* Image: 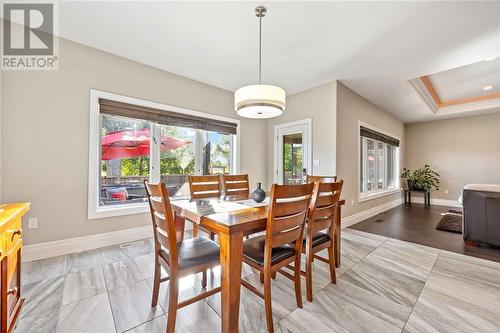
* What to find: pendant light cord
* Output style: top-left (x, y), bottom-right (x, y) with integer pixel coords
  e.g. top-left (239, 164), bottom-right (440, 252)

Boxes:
top-left (259, 15), bottom-right (262, 84)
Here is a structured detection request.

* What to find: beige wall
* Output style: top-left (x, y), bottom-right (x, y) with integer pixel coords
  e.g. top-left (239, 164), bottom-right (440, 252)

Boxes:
top-left (406, 113), bottom-right (500, 201)
top-left (336, 82), bottom-right (405, 217)
top-left (266, 81), bottom-right (337, 185)
top-left (1, 37), bottom-right (268, 245)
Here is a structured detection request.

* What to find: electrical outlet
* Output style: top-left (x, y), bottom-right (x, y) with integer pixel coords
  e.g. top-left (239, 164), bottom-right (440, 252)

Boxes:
top-left (28, 218), bottom-right (38, 229)
top-left (313, 159), bottom-right (320, 166)
top-left (351, 199), bottom-right (354, 206)
top-left (444, 189), bottom-right (449, 194)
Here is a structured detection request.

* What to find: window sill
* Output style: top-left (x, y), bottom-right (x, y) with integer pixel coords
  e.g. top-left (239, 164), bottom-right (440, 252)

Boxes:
top-left (88, 203), bottom-right (149, 220)
top-left (358, 188), bottom-right (401, 203)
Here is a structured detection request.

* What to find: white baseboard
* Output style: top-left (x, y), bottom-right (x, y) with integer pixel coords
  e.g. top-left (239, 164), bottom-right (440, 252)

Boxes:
top-left (410, 197), bottom-right (461, 207)
top-left (23, 226), bottom-right (153, 262)
top-left (341, 198), bottom-right (402, 228)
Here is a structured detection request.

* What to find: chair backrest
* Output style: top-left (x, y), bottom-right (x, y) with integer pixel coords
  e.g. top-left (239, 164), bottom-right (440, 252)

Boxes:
top-left (306, 175), bottom-right (337, 183)
top-left (222, 174), bottom-right (250, 196)
top-left (188, 175), bottom-right (222, 199)
top-left (266, 183), bottom-right (314, 257)
top-left (144, 181), bottom-right (178, 267)
top-left (308, 180), bottom-right (343, 235)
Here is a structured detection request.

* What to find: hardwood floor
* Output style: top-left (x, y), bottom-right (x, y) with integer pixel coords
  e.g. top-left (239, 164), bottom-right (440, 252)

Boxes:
top-left (349, 203), bottom-right (500, 263)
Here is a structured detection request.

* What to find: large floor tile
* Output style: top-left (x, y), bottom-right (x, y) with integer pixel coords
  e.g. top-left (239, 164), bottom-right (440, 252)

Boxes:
top-left (14, 308), bottom-right (59, 333)
top-left (340, 258), bottom-right (425, 308)
top-left (62, 266), bottom-right (106, 305)
top-left (335, 228), bottom-right (388, 270)
top-left (21, 255), bottom-right (67, 285)
top-left (133, 253), bottom-right (155, 279)
top-left (108, 280), bottom-right (163, 332)
top-left (121, 239), bottom-right (154, 258)
top-left (20, 276), bottom-right (64, 319)
top-left (16, 276), bottom-right (64, 333)
top-left (404, 268), bottom-right (500, 333)
top-left (362, 238), bottom-right (439, 282)
top-left (126, 316), bottom-right (166, 333)
top-left (144, 276), bottom-right (221, 333)
top-left (66, 249), bottom-right (101, 273)
top-left (434, 250), bottom-right (500, 288)
top-left (57, 293), bottom-right (116, 333)
top-left (102, 261), bottom-right (144, 290)
top-left (175, 297), bottom-right (221, 333)
top-left (280, 278), bottom-right (411, 333)
top-left (97, 245), bottom-right (130, 265)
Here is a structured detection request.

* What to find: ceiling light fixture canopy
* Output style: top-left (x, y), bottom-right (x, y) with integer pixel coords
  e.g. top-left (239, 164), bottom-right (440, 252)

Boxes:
top-left (235, 6), bottom-right (285, 119)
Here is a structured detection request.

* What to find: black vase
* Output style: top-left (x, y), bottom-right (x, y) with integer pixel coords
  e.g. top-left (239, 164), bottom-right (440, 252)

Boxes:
top-left (252, 182), bottom-right (266, 203)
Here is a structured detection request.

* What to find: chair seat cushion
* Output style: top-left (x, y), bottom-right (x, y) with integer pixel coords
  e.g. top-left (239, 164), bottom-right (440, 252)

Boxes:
top-left (161, 236), bottom-right (220, 271)
top-left (243, 235), bottom-right (295, 266)
top-left (303, 232), bottom-right (330, 247)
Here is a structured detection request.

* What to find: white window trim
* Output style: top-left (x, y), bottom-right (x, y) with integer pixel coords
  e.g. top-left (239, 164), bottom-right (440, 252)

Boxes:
top-left (357, 121), bottom-right (401, 203)
top-left (88, 89), bottom-right (241, 219)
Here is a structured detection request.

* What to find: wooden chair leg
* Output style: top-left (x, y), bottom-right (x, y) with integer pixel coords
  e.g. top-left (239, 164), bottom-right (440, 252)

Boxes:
top-left (305, 251), bottom-right (313, 303)
top-left (327, 245), bottom-right (337, 284)
top-left (202, 270), bottom-right (207, 289)
top-left (294, 254), bottom-right (303, 308)
top-left (209, 232), bottom-right (215, 241)
top-left (260, 272), bottom-right (264, 283)
top-left (166, 277), bottom-right (179, 333)
top-left (271, 271), bottom-right (277, 280)
top-left (193, 224), bottom-right (198, 238)
top-left (151, 258), bottom-right (161, 307)
top-left (263, 271), bottom-right (274, 333)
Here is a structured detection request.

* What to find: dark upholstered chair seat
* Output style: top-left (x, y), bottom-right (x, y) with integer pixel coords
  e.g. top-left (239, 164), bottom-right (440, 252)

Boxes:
top-left (303, 232), bottom-right (330, 247)
top-left (161, 236), bottom-right (220, 270)
top-left (243, 235), bottom-right (295, 266)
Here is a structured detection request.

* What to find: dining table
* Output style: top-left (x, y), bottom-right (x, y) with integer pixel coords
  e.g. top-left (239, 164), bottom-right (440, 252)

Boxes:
top-left (170, 193), bottom-right (345, 333)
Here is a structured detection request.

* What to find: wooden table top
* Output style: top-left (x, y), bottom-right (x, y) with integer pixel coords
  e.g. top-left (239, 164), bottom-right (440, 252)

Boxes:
top-left (170, 195), bottom-right (345, 234)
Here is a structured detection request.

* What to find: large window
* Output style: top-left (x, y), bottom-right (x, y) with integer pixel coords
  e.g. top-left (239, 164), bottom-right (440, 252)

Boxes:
top-left (89, 91), bottom-right (239, 218)
top-left (359, 124), bottom-right (399, 200)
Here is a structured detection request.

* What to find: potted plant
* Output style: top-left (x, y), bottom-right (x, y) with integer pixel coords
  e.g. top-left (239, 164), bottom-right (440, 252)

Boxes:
top-left (401, 165), bottom-right (440, 191)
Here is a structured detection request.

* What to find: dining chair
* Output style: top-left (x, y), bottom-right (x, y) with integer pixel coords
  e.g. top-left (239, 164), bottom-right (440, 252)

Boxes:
top-left (301, 180), bottom-right (343, 302)
top-left (241, 183), bottom-right (314, 333)
top-left (188, 175), bottom-right (221, 239)
top-left (144, 181), bottom-right (221, 333)
top-left (222, 174), bottom-right (250, 196)
top-left (306, 175), bottom-right (337, 183)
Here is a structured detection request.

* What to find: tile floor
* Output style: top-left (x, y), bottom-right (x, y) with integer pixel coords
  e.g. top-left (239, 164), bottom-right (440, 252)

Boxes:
top-left (15, 228), bottom-right (500, 333)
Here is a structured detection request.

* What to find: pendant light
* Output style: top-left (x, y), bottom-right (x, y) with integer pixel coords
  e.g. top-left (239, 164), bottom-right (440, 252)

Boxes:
top-left (235, 6), bottom-right (286, 119)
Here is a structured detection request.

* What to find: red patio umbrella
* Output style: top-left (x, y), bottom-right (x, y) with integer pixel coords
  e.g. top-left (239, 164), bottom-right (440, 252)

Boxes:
top-left (101, 129), bottom-right (191, 160)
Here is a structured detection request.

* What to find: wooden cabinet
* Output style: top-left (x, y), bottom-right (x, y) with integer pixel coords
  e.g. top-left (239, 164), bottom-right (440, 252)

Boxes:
top-left (0, 203), bottom-right (29, 333)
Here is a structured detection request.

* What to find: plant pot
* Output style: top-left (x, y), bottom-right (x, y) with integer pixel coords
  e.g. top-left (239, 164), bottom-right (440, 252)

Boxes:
top-left (407, 180), bottom-right (416, 191)
top-left (252, 182), bottom-right (266, 203)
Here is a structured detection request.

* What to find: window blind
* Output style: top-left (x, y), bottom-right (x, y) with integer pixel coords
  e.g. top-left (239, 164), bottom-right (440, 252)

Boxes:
top-left (360, 126), bottom-right (399, 147)
top-left (99, 98), bottom-right (238, 135)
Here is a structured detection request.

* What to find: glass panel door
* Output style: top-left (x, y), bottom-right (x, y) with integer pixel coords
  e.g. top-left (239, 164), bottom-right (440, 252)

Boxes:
top-left (282, 133), bottom-right (303, 184)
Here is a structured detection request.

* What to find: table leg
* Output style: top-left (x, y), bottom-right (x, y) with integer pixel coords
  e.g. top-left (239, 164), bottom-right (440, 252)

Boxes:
top-left (334, 205), bottom-right (341, 268)
top-left (219, 231), bottom-right (244, 333)
top-left (174, 214), bottom-right (186, 242)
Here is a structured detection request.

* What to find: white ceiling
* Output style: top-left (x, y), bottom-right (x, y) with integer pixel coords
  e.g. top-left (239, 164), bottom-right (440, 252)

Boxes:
top-left (13, 1), bottom-right (500, 122)
top-left (429, 57), bottom-right (500, 101)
